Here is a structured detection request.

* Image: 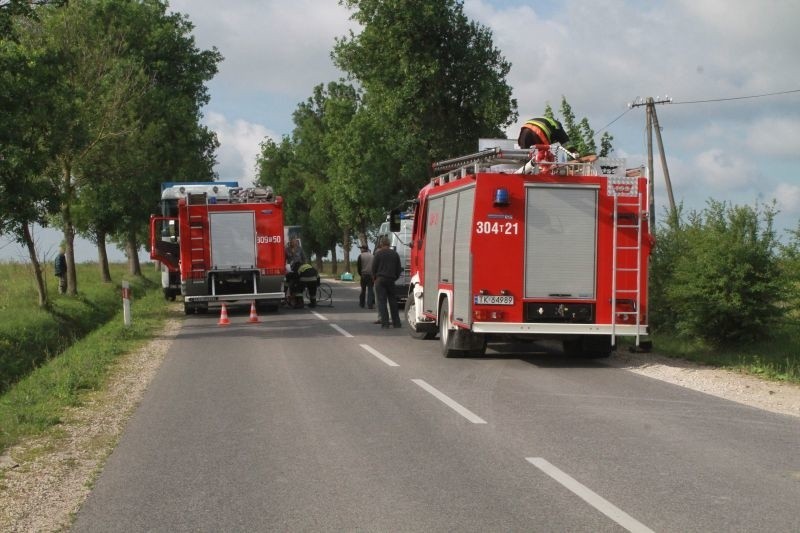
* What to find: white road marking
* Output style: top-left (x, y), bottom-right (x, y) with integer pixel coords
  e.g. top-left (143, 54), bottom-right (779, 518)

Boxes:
top-left (329, 324), bottom-right (353, 338)
top-left (526, 457), bottom-right (655, 533)
top-left (360, 344), bottom-right (399, 367)
top-left (311, 311), bottom-right (328, 321)
top-left (411, 379), bottom-right (487, 424)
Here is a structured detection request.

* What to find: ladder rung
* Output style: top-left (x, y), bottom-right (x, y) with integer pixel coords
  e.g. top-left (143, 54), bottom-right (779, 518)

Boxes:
top-left (616, 289), bottom-right (638, 292)
top-left (616, 246), bottom-right (639, 250)
top-left (616, 311), bottom-right (638, 316)
top-left (617, 224), bottom-right (639, 229)
top-left (616, 268), bottom-right (639, 272)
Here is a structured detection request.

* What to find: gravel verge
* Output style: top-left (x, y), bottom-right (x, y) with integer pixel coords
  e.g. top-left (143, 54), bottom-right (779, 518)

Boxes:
top-left (0, 324), bottom-right (797, 532)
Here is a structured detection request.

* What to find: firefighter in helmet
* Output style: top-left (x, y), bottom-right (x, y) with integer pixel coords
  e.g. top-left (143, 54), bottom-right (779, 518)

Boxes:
top-left (288, 261), bottom-right (320, 308)
top-left (517, 116), bottom-right (571, 150)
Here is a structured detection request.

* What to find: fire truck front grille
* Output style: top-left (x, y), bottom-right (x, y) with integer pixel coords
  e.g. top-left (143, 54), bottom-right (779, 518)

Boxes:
top-left (523, 302), bottom-right (595, 323)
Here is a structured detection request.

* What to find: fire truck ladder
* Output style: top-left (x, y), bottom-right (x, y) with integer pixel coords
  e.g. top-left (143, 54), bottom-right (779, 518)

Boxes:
top-left (610, 178), bottom-right (643, 348)
top-left (187, 193), bottom-right (209, 282)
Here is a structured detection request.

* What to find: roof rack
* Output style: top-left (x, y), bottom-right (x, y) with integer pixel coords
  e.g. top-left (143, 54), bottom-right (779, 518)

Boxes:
top-left (431, 146), bottom-right (599, 183)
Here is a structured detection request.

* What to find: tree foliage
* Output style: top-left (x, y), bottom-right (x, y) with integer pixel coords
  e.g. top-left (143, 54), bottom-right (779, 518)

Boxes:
top-left (3, 0), bottom-right (220, 300)
top-left (650, 200), bottom-right (784, 344)
top-left (333, 0), bottom-right (517, 204)
top-left (257, 1), bottom-right (517, 268)
top-left (543, 97), bottom-right (614, 157)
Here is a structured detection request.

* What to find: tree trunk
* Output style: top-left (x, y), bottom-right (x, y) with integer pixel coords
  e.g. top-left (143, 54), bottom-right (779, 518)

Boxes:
top-left (126, 230), bottom-right (142, 276)
top-left (330, 242), bottom-right (338, 276)
top-left (61, 160), bottom-right (78, 295)
top-left (96, 230), bottom-right (112, 282)
top-left (342, 228), bottom-right (352, 274)
top-left (315, 255), bottom-right (324, 274)
top-left (22, 223), bottom-right (48, 308)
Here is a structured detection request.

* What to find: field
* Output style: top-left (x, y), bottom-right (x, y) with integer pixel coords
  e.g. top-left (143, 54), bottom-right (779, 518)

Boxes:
top-left (0, 262), bottom-right (168, 452)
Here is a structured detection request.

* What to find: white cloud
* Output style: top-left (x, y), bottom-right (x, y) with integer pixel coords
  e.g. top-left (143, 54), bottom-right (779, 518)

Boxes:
top-left (204, 112), bottom-right (276, 186)
top-left (694, 148), bottom-right (759, 190)
top-left (169, 0), bottom-right (356, 95)
top-left (745, 117), bottom-right (800, 157)
top-left (772, 183), bottom-right (800, 215)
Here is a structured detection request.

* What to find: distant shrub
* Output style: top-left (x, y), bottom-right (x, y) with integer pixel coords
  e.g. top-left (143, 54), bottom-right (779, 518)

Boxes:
top-left (650, 200), bottom-right (784, 344)
top-left (779, 222), bottom-right (800, 320)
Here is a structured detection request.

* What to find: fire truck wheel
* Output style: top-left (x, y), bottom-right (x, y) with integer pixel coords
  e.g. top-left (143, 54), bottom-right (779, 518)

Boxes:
top-left (406, 300), bottom-right (436, 340)
top-left (439, 299), bottom-right (462, 358)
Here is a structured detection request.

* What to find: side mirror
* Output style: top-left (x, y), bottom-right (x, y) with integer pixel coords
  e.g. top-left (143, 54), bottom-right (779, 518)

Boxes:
top-left (389, 209), bottom-right (402, 232)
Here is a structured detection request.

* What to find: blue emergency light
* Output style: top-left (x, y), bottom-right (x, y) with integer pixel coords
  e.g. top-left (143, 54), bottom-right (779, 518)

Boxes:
top-left (493, 187), bottom-right (510, 206)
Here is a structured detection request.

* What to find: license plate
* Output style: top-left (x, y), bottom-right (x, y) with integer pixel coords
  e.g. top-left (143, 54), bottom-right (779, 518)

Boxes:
top-left (474, 295), bottom-right (514, 305)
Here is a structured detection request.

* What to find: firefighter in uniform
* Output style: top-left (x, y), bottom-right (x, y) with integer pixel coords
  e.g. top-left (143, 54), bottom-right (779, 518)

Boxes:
top-left (517, 116), bottom-right (571, 150)
top-left (293, 261), bottom-right (320, 308)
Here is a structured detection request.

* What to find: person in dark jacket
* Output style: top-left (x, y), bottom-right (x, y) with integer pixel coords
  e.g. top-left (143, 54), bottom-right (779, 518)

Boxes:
top-left (356, 245), bottom-right (375, 309)
top-left (371, 236), bottom-right (402, 328)
top-left (54, 245), bottom-right (67, 294)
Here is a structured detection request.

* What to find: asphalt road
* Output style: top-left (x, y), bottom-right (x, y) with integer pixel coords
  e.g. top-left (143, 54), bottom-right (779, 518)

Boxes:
top-left (73, 281), bottom-right (800, 532)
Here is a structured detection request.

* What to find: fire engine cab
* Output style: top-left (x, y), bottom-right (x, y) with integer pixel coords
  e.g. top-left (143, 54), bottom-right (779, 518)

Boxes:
top-left (401, 143), bottom-right (652, 357)
top-left (150, 184), bottom-right (286, 315)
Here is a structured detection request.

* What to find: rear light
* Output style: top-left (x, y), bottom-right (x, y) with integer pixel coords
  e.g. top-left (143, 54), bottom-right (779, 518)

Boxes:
top-left (474, 309), bottom-right (504, 321)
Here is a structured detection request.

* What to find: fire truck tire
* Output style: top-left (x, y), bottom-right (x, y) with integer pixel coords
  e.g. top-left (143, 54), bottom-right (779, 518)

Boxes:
top-left (406, 300), bottom-right (436, 340)
top-left (439, 298), bottom-right (468, 358)
top-left (183, 303), bottom-right (194, 315)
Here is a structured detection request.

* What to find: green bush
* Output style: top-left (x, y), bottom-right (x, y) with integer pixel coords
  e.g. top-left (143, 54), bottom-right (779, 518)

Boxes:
top-left (779, 222), bottom-right (800, 320)
top-left (650, 200), bottom-right (784, 345)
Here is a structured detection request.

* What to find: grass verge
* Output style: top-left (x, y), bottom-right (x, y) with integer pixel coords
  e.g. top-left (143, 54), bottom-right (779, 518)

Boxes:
top-left (0, 272), bottom-right (170, 454)
top-left (647, 322), bottom-right (800, 383)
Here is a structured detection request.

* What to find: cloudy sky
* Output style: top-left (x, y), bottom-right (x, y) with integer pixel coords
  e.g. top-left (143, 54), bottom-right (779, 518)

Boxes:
top-left (177, 0), bottom-right (800, 229)
top-left (3, 0), bottom-right (799, 262)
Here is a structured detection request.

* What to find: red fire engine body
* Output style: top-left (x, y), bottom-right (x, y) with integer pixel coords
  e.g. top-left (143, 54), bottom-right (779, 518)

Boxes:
top-left (403, 146), bottom-right (652, 357)
top-left (150, 186), bottom-right (286, 314)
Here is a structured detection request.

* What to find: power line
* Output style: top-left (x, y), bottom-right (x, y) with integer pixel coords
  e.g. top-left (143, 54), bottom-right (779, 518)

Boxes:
top-left (596, 108), bottom-right (632, 135)
top-left (671, 88), bottom-right (800, 105)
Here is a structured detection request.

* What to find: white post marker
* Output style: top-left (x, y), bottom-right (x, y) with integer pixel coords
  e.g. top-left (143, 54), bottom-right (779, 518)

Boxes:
top-left (122, 281), bottom-right (132, 327)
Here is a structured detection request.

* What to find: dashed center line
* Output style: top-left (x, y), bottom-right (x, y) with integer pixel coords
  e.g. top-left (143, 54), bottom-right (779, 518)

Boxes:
top-left (412, 379), bottom-right (487, 424)
top-left (526, 457), bottom-right (655, 533)
top-left (329, 324), bottom-right (353, 337)
top-left (360, 344), bottom-right (399, 367)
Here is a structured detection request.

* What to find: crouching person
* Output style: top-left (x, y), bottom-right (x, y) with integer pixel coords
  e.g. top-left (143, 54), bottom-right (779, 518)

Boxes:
top-left (293, 261), bottom-right (320, 308)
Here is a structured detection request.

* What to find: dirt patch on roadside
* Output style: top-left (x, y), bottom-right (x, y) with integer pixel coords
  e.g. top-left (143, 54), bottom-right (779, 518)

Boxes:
top-left (610, 350), bottom-right (800, 418)
top-left (0, 318), bottom-right (181, 532)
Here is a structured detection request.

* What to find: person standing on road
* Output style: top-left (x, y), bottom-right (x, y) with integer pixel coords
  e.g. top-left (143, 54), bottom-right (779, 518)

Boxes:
top-left (371, 236), bottom-right (402, 329)
top-left (54, 245), bottom-right (67, 295)
top-left (357, 245), bottom-right (375, 309)
top-left (285, 237), bottom-right (305, 268)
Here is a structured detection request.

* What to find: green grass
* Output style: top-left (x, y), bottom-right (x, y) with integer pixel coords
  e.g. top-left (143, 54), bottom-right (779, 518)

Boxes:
top-left (0, 262), bottom-right (169, 453)
top-left (0, 263), bottom-right (162, 392)
top-left (648, 322), bottom-right (800, 383)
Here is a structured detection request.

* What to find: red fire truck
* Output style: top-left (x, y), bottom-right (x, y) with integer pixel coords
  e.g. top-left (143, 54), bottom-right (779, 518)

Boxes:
top-left (401, 144), bottom-right (652, 357)
top-left (150, 185), bottom-right (286, 314)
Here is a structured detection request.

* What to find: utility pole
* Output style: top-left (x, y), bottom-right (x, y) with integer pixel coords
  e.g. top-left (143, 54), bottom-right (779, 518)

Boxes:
top-left (629, 96), bottom-right (676, 223)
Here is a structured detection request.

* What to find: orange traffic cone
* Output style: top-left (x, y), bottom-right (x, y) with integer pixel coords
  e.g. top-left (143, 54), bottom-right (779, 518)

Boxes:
top-left (218, 303), bottom-right (230, 326)
top-left (248, 301), bottom-right (260, 323)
